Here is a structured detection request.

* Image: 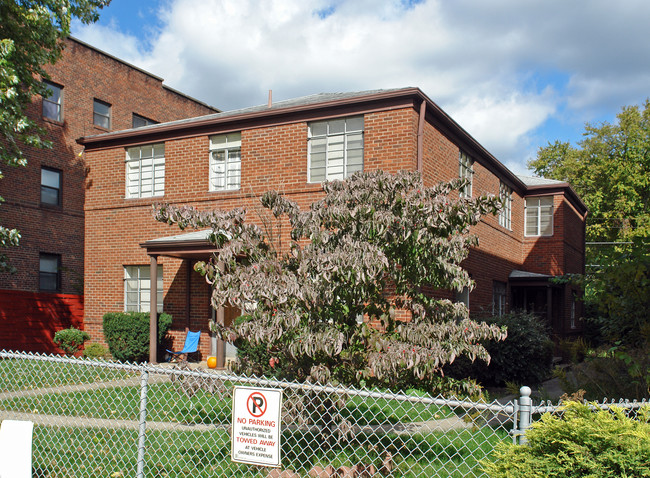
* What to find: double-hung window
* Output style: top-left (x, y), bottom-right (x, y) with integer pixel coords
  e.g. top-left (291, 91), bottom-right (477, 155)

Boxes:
top-left (42, 81), bottom-right (63, 121)
top-left (41, 167), bottom-right (62, 206)
top-left (93, 99), bottom-right (111, 129)
top-left (209, 133), bottom-right (241, 191)
top-left (132, 114), bottom-right (158, 128)
top-left (459, 151), bottom-right (473, 198)
top-left (308, 116), bottom-right (364, 182)
top-left (499, 182), bottom-right (512, 229)
top-left (525, 196), bottom-right (553, 236)
top-left (39, 253), bottom-right (61, 292)
top-left (126, 143), bottom-right (165, 198)
top-left (124, 265), bottom-right (163, 313)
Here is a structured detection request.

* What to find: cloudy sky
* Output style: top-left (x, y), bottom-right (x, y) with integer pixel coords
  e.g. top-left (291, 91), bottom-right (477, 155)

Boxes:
top-left (72, 0), bottom-right (650, 175)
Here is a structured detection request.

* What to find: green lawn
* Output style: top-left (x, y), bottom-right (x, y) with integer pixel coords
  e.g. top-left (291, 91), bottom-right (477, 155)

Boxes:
top-left (0, 357), bottom-right (137, 392)
top-left (1, 358), bottom-right (509, 477)
top-left (30, 424), bottom-right (506, 478)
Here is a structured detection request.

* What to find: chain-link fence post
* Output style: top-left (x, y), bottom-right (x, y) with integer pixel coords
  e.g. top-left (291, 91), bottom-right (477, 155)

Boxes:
top-left (136, 367), bottom-right (150, 478)
top-left (518, 386), bottom-right (532, 445)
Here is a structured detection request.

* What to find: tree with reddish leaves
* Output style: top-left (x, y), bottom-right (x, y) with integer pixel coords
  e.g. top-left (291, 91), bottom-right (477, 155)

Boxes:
top-left (155, 170), bottom-right (506, 389)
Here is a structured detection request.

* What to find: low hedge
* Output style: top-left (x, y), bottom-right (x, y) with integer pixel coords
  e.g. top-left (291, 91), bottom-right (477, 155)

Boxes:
top-left (103, 312), bottom-right (173, 362)
top-left (483, 401), bottom-right (650, 477)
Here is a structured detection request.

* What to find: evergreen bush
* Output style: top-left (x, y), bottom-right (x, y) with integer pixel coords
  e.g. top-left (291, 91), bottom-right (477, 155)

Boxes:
top-left (53, 327), bottom-right (90, 356)
top-left (103, 312), bottom-right (172, 362)
top-left (446, 311), bottom-right (554, 386)
top-left (483, 401), bottom-right (650, 477)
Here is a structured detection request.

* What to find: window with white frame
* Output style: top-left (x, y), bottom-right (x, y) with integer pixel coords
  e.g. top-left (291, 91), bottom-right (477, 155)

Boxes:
top-left (459, 151), bottom-right (473, 198)
top-left (499, 182), bottom-right (512, 229)
top-left (525, 196), bottom-right (553, 236)
top-left (42, 81), bottom-right (63, 121)
top-left (308, 116), bottom-right (364, 182)
top-left (209, 133), bottom-right (241, 191)
top-left (125, 143), bottom-right (165, 198)
top-left (124, 265), bottom-right (163, 313)
top-left (493, 281), bottom-right (507, 316)
top-left (93, 99), bottom-right (111, 129)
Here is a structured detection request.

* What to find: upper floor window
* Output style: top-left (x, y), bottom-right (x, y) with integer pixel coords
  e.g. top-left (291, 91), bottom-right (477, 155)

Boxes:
top-left (525, 196), bottom-right (553, 236)
top-left (126, 143), bottom-right (165, 198)
top-left (124, 265), bottom-right (163, 313)
top-left (459, 151), bottom-right (473, 198)
top-left (93, 99), bottom-right (111, 129)
top-left (308, 116), bottom-right (364, 182)
top-left (39, 253), bottom-right (61, 292)
top-left (209, 133), bottom-right (241, 191)
top-left (499, 182), bottom-right (512, 230)
top-left (132, 114), bottom-right (158, 128)
top-left (42, 81), bottom-right (63, 121)
top-left (41, 167), bottom-right (62, 206)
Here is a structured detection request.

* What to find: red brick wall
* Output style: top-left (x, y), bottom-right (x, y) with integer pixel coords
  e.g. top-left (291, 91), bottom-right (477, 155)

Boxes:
top-left (83, 109), bottom-right (419, 355)
top-left (0, 290), bottom-right (84, 353)
top-left (0, 38), bottom-right (215, 352)
top-left (83, 104), bottom-right (587, 355)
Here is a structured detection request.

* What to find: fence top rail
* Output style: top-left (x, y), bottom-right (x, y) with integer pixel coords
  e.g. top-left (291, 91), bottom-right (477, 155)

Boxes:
top-left (3, 350), bottom-right (647, 414)
top-left (532, 398), bottom-right (649, 414)
top-left (142, 363), bottom-right (518, 413)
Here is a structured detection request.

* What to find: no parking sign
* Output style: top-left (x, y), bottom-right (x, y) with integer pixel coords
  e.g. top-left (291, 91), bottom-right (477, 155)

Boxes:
top-left (231, 386), bottom-right (283, 467)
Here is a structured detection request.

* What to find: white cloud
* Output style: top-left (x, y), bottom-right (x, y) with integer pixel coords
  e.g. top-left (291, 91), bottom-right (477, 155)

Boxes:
top-left (73, 20), bottom-right (144, 64)
top-left (72, 0), bottom-right (650, 172)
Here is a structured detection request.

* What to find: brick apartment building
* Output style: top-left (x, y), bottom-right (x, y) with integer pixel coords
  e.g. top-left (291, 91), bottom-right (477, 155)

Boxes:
top-left (0, 37), bottom-right (217, 353)
top-left (78, 88), bottom-right (587, 364)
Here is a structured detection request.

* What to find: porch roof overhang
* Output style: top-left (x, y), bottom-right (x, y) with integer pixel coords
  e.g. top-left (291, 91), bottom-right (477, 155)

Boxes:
top-left (140, 229), bottom-right (219, 259)
top-left (509, 270), bottom-right (561, 287)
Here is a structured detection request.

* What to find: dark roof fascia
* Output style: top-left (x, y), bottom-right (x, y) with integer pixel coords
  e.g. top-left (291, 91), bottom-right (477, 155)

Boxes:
top-left (140, 238), bottom-right (217, 258)
top-left (525, 183), bottom-right (588, 216)
top-left (67, 37), bottom-right (220, 113)
top-left (78, 88), bottom-right (420, 150)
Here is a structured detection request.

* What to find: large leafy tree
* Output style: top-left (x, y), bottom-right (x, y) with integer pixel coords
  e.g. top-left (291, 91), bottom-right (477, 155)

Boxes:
top-left (530, 102), bottom-right (650, 351)
top-left (0, 0), bottom-right (109, 271)
top-left (156, 171), bottom-right (506, 388)
top-left (529, 101), bottom-right (650, 244)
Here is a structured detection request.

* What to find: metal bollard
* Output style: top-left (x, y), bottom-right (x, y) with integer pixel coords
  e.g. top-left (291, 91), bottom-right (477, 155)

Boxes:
top-left (518, 386), bottom-right (532, 444)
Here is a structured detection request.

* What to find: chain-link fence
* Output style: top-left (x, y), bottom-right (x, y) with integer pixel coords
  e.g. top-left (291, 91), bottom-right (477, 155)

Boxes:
top-left (0, 351), bottom-right (647, 478)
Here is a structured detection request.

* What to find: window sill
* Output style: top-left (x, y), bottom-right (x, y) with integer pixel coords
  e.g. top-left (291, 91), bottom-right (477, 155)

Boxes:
top-left (42, 116), bottom-right (64, 126)
top-left (125, 195), bottom-right (165, 200)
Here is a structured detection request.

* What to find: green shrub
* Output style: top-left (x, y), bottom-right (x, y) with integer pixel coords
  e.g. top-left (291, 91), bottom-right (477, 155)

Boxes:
top-left (82, 342), bottom-right (109, 360)
top-left (445, 311), bottom-right (554, 386)
top-left (556, 344), bottom-right (650, 400)
top-left (482, 401), bottom-right (650, 477)
top-left (103, 312), bottom-right (173, 362)
top-left (53, 327), bottom-right (90, 356)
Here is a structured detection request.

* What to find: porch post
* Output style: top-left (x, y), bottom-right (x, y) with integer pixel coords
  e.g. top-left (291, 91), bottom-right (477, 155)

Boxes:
top-left (216, 260), bottom-right (226, 368)
top-left (149, 254), bottom-right (158, 364)
top-left (185, 260), bottom-right (191, 333)
top-left (546, 285), bottom-right (553, 326)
